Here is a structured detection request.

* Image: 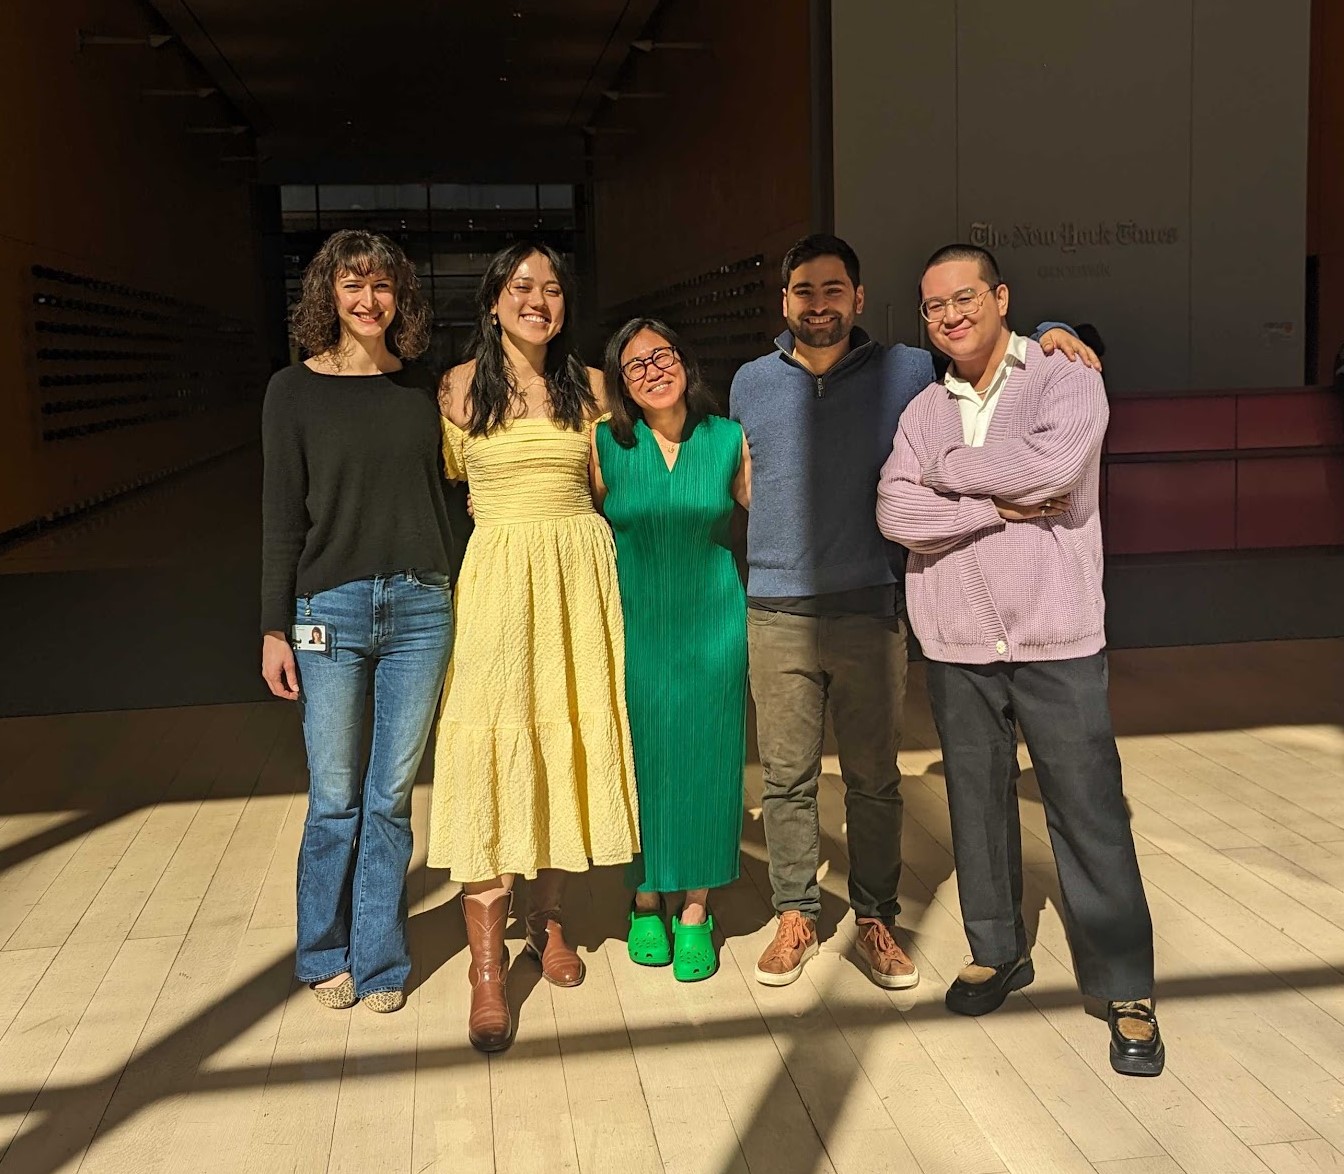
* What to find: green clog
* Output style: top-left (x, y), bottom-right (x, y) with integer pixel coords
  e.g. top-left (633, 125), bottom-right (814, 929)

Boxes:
top-left (672, 914), bottom-right (718, 982)
top-left (628, 899), bottom-right (671, 966)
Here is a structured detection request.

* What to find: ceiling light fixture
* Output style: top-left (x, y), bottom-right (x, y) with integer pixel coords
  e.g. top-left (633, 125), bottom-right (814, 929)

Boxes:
top-left (77, 30), bottom-right (174, 50)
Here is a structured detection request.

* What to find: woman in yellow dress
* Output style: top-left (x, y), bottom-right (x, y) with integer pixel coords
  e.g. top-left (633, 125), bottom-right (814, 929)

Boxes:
top-left (428, 242), bottom-right (639, 1052)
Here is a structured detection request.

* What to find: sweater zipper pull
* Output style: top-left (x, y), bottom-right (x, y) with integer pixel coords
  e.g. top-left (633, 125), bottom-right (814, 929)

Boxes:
top-left (815, 376), bottom-right (825, 398)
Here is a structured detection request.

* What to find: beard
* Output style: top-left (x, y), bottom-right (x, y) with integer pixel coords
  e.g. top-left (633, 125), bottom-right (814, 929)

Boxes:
top-left (789, 311), bottom-right (851, 349)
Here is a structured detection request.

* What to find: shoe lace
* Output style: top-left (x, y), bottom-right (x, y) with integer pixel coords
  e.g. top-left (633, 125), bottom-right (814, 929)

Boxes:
top-left (860, 919), bottom-right (900, 958)
top-left (775, 914), bottom-right (810, 953)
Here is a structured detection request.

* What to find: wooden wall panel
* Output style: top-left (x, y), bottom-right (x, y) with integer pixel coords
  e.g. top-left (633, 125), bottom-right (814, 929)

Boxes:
top-left (0, 0), bottom-right (266, 536)
top-left (591, 0), bottom-right (813, 340)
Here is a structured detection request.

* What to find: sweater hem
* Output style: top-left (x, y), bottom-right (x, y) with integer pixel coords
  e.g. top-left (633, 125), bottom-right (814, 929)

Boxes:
top-left (918, 634), bottom-right (1105, 665)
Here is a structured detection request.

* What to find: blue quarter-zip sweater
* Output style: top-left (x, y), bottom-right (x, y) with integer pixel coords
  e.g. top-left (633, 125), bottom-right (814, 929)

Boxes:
top-left (730, 327), bottom-right (931, 601)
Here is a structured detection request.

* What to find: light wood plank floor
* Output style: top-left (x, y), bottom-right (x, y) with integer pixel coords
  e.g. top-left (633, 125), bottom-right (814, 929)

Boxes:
top-left (0, 639), bottom-right (1341, 1174)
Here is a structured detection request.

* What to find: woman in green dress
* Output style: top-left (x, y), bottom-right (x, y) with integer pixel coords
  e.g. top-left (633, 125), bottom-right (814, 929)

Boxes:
top-left (591, 318), bottom-right (751, 981)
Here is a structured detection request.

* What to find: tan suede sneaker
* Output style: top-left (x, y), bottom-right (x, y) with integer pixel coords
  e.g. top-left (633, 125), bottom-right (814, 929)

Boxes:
top-left (854, 919), bottom-right (920, 989)
top-left (754, 911), bottom-right (819, 986)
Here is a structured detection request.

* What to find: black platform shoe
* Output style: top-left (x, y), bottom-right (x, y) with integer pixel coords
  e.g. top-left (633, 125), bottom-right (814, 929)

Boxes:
top-left (945, 956), bottom-right (1035, 1016)
top-left (1108, 1000), bottom-right (1165, 1076)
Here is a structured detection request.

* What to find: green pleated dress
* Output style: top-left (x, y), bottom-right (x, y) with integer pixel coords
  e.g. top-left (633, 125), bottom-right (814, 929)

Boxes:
top-left (596, 414), bottom-right (747, 893)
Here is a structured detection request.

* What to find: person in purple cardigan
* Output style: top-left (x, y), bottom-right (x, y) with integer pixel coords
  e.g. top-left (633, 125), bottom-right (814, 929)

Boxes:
top-left (876, 243), bottom-right (1164, 1077)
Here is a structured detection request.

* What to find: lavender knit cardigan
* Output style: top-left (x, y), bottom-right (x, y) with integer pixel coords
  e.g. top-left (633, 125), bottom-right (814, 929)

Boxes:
top-left (876, 340), bottom-right (1109, 665)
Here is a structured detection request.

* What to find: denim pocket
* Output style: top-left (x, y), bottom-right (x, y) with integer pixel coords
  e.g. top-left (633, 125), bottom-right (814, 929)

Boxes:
top-left (408, 569), bottom-right (452, 589)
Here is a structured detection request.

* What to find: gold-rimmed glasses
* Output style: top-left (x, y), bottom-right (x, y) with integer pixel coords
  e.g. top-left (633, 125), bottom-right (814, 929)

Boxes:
top-left (919, 285), bottom-right (1001, 323)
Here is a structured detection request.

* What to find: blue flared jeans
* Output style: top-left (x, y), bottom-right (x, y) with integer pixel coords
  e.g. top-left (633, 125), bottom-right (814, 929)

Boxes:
top-left (292, 571), bottom-right (453, 996)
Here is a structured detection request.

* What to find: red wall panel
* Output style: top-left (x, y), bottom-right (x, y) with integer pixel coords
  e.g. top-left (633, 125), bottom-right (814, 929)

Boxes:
top-left (1106, 397), bottom-right (1237, 454)
top-left (1105, 461), bottom-right (1237, 554)
top-left (1237, 391), bottom-right (1344, 448)
top-left (1236, 456), bottom-right (1344, 547)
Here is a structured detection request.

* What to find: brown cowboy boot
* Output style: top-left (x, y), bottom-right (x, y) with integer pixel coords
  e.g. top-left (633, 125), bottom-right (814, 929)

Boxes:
top-left (463, 891), bottom-right (512, 1052)
top-left (524, 907), bottom-right (585, 987)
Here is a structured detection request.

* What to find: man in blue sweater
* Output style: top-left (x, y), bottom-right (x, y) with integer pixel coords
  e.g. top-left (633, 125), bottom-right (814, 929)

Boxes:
top-left (731, 234), bottom-right (1095, 989)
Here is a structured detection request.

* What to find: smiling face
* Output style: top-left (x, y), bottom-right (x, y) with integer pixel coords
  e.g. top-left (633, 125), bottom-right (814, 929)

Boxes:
top-left (919, 258), bottom-right (1009, 366)
top-left (334, 270), bottom-right (396, 343)
top-left (493, 250), bottom-right (565, 347)
top-left (783, 254), bottom-right (864, 349)
top-left (620, 327), bottom-right (687, 415)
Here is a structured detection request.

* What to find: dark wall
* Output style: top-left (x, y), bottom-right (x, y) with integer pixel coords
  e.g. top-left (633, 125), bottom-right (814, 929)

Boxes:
top-left (590, 0), bottom-right (816, 392)
top-left (0, 0), bottom-right (268, 536)
top-left (1309, 0), bottom-right (1344, 384)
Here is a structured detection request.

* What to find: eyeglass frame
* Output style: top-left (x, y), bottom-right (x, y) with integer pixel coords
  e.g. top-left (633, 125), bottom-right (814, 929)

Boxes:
top-left (918, 283), bottom-right (1003, 324)
top-left (621, 345), bottom-right (681, 382)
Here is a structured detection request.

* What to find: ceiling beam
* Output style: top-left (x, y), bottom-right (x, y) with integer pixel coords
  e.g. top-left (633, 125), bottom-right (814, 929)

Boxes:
top-left (565, 0), bottom-right (664, 130)
top-left (144, 0), bottom-right (266, 132)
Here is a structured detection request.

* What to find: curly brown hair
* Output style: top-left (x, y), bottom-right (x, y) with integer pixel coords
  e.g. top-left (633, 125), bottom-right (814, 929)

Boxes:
top-left (288, 229), bottom-right (431, 364)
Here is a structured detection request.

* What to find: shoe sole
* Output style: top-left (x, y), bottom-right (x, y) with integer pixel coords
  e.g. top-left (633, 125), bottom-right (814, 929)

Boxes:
top-left (1110, 1041), bottom-right (1165, 1077)
top-left (469, 1031), bottom-right (513, 1054)
top-left (868, 965), bottom-right (920, 990)
top-left (945, 959), bottom-right (1035, 1016)
top-left (754, 940), bottom-right (819, 986)
top-left (524, 939), bottom-right (586, 987)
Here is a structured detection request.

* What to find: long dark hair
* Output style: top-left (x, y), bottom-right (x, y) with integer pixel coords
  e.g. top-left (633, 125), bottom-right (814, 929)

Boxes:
top-left (603, 317), bottom-right (718, 447)
top-left (466, 242), bottom-right (594, 436)
top-left (289, 229), bottom-right (430, 365)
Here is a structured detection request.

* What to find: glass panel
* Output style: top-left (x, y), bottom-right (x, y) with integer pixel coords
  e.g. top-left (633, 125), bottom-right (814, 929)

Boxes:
top-left (281, 185), bottom-right (317, 211)
top-left (429, 183), bottom-right (472, 209)
top-left (430, 184), bottom-right (537, 210)
top-left (318, 185), bottom-right (378, 211)
top-left (538, 184), bottom-right (574, 209)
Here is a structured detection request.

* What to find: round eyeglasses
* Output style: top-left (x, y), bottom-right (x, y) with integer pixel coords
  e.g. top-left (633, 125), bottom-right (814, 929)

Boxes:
top-left (919, 285), bottom-right (1001, 323)
top-left (621, 345), bottom-right (680, 382)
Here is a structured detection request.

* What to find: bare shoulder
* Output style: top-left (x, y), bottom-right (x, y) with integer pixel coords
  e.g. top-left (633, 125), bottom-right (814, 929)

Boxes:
top-left (439, 361), bottom-right (476, 426)
top-left (586, 365), bottom-right (610, 416)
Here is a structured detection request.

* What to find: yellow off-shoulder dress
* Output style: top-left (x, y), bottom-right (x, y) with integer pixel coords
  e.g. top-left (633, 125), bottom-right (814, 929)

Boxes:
top-left (427, 416), bottom-right (640, 880)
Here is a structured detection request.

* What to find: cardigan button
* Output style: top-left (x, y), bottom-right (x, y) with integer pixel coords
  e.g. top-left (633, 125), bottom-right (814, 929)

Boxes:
top-left (995, 640), bottom-right (1007, 655)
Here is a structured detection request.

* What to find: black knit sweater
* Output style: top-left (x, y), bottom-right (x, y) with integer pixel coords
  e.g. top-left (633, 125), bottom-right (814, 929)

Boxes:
top-left (259, 362), bottom-right (456, 634)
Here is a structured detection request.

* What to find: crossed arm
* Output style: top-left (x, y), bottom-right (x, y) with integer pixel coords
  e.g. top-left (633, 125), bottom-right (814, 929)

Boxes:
top-left (876, 427), bottom-right (1006, 555)
top-left (920, 368), bottom-right (1109, 502)
top-left (878, 371), bottom-right (1106, 553)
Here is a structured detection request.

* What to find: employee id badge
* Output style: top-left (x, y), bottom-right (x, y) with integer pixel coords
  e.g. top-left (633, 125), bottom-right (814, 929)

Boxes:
top-left (292, 622), bottom-right (333, 656)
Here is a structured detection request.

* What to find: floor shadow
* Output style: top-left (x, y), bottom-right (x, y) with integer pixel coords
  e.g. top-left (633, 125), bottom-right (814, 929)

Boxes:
top-left (405, 893), bottom-right (467, 997)
top-left (504, 948), bottom-right (545, 1030)
top-left (4, 902), bottom-right (1343, 1174)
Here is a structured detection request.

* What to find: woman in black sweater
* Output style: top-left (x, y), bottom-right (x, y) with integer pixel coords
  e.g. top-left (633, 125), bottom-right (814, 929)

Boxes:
top-left (260, 229), bottom-right (456, 1013)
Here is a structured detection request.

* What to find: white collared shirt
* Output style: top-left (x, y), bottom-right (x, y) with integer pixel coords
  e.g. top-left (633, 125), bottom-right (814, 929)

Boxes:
top-left (943, 332), bottom-right (1028, 447)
